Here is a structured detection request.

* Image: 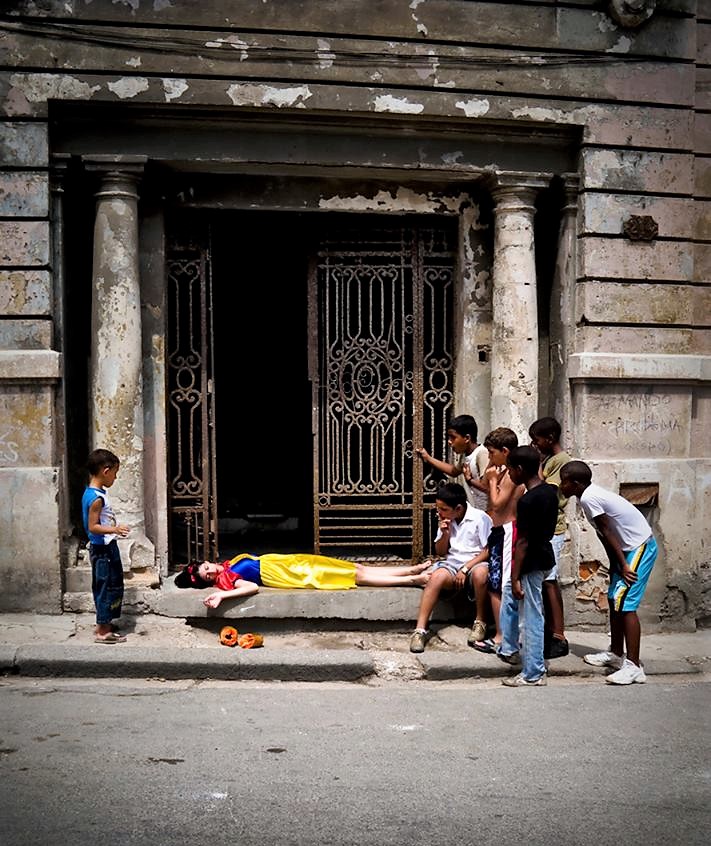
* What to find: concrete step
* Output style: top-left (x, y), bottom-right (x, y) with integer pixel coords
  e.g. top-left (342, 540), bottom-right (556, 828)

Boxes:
top-left (63, 574), bottom-right (466, 624)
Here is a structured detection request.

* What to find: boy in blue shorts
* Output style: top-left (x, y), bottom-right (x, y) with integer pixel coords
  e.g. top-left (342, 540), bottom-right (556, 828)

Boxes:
top-left (559, 460), bottom-right (658, 685)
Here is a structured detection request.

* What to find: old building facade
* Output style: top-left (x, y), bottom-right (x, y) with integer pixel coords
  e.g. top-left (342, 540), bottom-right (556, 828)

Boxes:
top-left (0, 0), bottom-right (709, 629)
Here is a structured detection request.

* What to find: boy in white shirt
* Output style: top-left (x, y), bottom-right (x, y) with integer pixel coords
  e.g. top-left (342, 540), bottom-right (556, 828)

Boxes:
top-left (409, 483), bottom-right (492, 653)
top-left (559, 461), bottom-right (658, 685)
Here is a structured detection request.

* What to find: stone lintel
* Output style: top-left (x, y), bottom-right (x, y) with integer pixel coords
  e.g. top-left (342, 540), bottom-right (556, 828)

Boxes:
top-left (0, 350), bottom-right (60, 381)
top-left (569, 353), bottom-right (711, 383)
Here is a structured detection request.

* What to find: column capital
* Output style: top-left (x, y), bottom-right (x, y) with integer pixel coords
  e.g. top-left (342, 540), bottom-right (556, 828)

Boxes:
top-left (84, 156), bottom-right (147, 202)
top-left (49, 153), bottom-right (72, 193)
top-left (486, 170), bottom-right (553, 205)
top-left (560, 172), bottom-right (580, 214)
top-left (83, 154), bottom-right (147, 175)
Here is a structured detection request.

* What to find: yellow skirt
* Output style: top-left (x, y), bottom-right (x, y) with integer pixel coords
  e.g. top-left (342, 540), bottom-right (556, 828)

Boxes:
top-left (259, 553), bottom-right (357, 590)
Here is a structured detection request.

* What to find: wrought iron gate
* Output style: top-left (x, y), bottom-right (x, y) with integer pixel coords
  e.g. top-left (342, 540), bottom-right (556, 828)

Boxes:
top-left (166, 227), bottom-right (218, 566)
top-left (309, 220), bottom-right (456, 561)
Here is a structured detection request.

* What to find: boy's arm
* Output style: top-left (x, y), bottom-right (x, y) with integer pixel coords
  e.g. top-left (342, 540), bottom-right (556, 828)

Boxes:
top-left (87, 498), bottom-right (129, 537)
top-left (433, 518), bottom-right (451, 558)
top-left (593, 514), bottom-right (638, 585)
top-left (203, 580), bottom-right (260, 608)
top-left (416, 447), bottom-right (459, 477)
top-left (486, 468), bottom-right (521, 511)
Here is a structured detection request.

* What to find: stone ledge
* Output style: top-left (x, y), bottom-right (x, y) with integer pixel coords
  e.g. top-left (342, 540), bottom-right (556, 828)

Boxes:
top-left (569, 353), bottom-right (711, 383)
top-left (153, 579), bottom-right (458, 622)
top-left (0, 349), bottom-right (60, 380)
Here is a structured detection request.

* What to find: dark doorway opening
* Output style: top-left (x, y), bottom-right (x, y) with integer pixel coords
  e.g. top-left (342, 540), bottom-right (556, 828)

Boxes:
top-left (210, 212), bottom-right (315, 557)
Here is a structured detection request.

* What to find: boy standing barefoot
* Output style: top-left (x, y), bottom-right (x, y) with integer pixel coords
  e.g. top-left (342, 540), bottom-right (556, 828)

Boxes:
top-left (559, 461), bottom-right (658, 685)
top-left (82, 449), bottom-right (130, 644)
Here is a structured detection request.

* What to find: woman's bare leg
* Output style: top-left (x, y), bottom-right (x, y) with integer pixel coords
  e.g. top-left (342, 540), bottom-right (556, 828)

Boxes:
top-left (355, 564), bottom-right (430, 587)
top-left (360, 561), bottom-right (432, 577)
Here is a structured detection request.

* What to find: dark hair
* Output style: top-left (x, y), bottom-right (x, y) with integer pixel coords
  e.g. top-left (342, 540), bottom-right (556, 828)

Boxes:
top-left (507, 445), bottom-right (541, 478)
top-left (174, 562), bottom-right (209, 589)
top-left (483, 427), bottom-right (518, 451)
top-left (560, 460), bottom-right (592, 485)
top-left (448, 414), bottom-right (478, 441)
top-left (87, 448), bottom-right (120, 475)
top-left (435, 482), bottom-right (467, 508)
top-left (529, 416), bottom-right (562, 442)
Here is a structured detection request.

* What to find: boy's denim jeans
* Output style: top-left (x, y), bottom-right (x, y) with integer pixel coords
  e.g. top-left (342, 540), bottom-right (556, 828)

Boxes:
top-left (519, 569), bottom-right (550, 682)
top-left (90, 541), bottom-right (124, 624)
top-left (499, 580), bottom-right (520, 657)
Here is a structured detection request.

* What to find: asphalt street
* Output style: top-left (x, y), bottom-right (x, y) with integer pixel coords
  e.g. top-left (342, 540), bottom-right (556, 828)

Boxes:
top-left (0, 674), bottom-right (709, 846)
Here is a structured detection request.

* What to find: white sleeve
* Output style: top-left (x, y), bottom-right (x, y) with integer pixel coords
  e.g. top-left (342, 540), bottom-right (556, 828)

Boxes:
top-left (581, 490), bottom-right (604, 521)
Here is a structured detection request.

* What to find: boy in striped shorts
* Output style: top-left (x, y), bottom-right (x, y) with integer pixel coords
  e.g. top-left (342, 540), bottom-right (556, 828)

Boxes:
top-left (559, 461), bottom-right (658, 685)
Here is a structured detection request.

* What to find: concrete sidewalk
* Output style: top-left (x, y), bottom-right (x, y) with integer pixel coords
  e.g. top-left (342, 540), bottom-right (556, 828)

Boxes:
top-left (1, 612), bottom-right (709, 683)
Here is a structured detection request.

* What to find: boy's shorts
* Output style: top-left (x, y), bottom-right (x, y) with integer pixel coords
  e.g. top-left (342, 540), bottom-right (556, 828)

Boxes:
top-left (432, 559), bottom-right (463, 579)
top-left (609, 536), bottom-right (657, 612)
top-left (486, 522), bottom-right (514, 593)
top-left (545, 533), bottom-right (565, 582)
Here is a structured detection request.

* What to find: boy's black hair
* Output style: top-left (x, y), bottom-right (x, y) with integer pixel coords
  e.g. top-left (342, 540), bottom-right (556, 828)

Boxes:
top-left (559, 460), bottom-right (592, 485)
top-left (448, 414), bottom-right (478, 441)
top-left (434, 481), bottom-right (467, 509)
top-left (174, 562), bottom-right (210, 589)
top-left (483, 427), bottom-right (518, 452)
top-left (87, 448), bottom-right (120, 475)
top-left (529, 416), bottom-right (562, 442)
top-left (507, 445), bottom-right (541, 478)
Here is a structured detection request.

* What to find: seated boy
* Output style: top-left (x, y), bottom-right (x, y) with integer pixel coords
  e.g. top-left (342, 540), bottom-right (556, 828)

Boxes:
top-left (409, 482), bottom-right (492, 653)
top-left (559, 461), bottom-right (658, 685)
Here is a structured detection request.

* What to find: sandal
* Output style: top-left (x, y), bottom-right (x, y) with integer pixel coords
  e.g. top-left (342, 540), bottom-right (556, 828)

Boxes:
top-left (473, 638), bottom-right (497, 654)
top-left (94, 632), bottom-right (127, 644)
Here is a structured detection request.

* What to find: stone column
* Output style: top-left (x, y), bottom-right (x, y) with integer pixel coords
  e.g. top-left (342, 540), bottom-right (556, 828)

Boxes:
top-left (489, 172), bottom-right (550, 441)
top-left (85, 155), bottom-right (154, 572)
top-left (550, 174), bottom-right (580, 445)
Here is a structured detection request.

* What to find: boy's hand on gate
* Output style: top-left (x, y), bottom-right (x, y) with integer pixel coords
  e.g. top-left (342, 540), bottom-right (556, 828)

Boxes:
top-left (415, 447), bottom-right (430, 461)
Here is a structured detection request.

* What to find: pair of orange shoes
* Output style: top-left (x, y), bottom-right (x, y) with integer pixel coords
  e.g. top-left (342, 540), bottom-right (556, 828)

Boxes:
top-left (219, 626), bottom-right (263, 648)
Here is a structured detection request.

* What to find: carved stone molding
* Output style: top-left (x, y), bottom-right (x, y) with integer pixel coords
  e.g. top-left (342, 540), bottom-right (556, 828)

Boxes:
top-left (608, 0), bottom-right (656, 28)
top-left (623, 214), bottom-right (659, 242)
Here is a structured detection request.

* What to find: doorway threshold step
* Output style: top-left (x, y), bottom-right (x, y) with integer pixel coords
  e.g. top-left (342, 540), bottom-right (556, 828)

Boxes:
top-left (155, 579), bottom-right (461, 623)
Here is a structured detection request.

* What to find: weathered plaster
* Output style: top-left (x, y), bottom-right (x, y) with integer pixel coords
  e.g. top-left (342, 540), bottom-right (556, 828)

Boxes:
top-left (226, 83), bottom-right (312, 108)
top-left (373, 94), bottom-right (425, 114)
top-left (318, 186), bottom-right (469, 214)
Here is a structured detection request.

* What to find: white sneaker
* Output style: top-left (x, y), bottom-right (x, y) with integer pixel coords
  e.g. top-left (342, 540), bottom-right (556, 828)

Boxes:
top-left (605, 659), bottom-right (646, 685)
top-left (583, 650), bottom-right (624, 669)
top-left (502, 672), bottom-right (547, 687)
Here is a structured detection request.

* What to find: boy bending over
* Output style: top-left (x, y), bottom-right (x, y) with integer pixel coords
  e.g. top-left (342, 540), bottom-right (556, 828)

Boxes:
top-left (559, 461), bottom-right (658, 685)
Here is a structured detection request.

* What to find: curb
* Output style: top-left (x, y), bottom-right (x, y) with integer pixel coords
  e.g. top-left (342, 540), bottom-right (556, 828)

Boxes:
top-left (6, 645), bottom-right (375, 682)
top-left (0, 643), bottom-right (703, 682)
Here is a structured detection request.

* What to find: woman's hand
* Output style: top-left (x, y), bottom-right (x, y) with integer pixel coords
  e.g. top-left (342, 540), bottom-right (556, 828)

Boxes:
top-left (203, 592), bottom-right (224, 608)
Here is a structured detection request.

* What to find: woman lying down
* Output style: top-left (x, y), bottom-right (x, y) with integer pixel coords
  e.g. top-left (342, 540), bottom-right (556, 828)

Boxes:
top-left (174, 552), bottom-right (432, 608)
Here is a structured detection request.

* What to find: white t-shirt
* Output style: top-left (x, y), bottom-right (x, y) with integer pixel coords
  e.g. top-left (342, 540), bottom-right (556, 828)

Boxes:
top-left (450, 444), bottom-right (489, 511)
top-left (580, 483), bottom-right (652, 551)
top-left (435, 503), bottom-right (493, 568)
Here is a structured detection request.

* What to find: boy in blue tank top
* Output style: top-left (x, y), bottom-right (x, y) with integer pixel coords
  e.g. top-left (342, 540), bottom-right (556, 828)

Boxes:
top-left (81, 449), bottom-right (130, 643)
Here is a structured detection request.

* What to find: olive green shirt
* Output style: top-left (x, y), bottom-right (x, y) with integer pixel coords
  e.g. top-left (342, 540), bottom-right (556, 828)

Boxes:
top-left (541, 451), bottom-right (572, 535)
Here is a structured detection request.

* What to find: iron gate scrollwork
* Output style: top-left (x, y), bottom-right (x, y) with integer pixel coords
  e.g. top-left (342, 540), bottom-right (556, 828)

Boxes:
top-left (166, 227), bottom-right (218, 566)
top-left (309, 221), bottom-right (456, 561)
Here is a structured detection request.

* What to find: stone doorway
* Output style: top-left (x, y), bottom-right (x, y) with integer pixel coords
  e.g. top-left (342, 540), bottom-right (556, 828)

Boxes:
top-left (166, 210), bottom-right (457, 567)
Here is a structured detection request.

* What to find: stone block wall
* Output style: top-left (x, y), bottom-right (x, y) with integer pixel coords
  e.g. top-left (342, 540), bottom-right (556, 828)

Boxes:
top-left (0, 0), bottom-right (709, 625)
